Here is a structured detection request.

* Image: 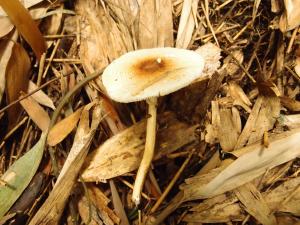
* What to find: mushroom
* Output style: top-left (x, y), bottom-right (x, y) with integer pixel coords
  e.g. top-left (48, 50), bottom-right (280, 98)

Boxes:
top-left (102, 47), bottom-right (205, 205)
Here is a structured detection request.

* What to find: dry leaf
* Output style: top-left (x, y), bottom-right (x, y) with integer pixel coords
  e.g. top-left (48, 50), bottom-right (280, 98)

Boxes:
top-left (280, 114), bottom-right (300, 129)
top-left (234, 96), bottom-right (263, 148)
top-left (234, 183), bottom-right (277, 225)
top-left (28, 81), bottom-right (55, 110)
top-left (29, 3), bottom-right (49, 20)
top-left (0, 16), bottom-right (13, 38)
top-left (265, 176), bottom-right (300, 216)
top-left (232, 96), bottom-right (280, 225)
top-left (5, 42), bottom-right (30, 127)
top-left (279, 0), bottom-right (300, 32)
top-left (176, 0), bottom-right (199, 48)
top-left (294, 57), bottom-right (300, 78)
top-left (138, 0), bottom-right (173, 48)
top-left (183, 175), bottom-right (300, 224)
top-left (0, 0), bottom-right (46, 59)
top-left (76, 0), bottom-right (133, 74)
top-left (181, 128), bottom-right (300, 201)
top-left (81, 113), bottom-right (197, 181)
top-left (183, 194), bottom-right (244, 223)
top-left (42, 5), bottom-right (63, 35)
top-left (217, 106), bottom-right (240, 151)
top-left (107, 0), bottom-right (138, 28)
top-left (0, 0), bottom-right (43, 16)
top-left (228, 82), bottom-right (252, 108)
top-left (224, 50), bottom-right (244, 76)
top-left (0, 30), bottom-right (17, 103)
top-left (20, 95), bottom-right (50, 132)
top-left (47, 107), bottom-right (83, 146)
top-left (77, 196), bottom-right (104, 225)
top-left (271, 0), bottom-right (282, 13)
top-left (280, 96), bottom-right (300, 112)
top-left (247, 96), bottom-right (280, 145)
top-left (87, 185), bottom-right (120, 225)
top-left (29, 102), bottom-right (103, 225)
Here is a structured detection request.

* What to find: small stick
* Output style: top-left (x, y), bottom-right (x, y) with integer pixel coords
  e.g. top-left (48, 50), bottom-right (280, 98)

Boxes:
top-left (149, 169), bottom-right (162, 196)
top-left (0, 70), bottom-right (75, 115)
top-left (37, 53), bottom-right (46, 86)
top-left (118, 178), bottom-right (151, 200)
top-left (150, 151), bottom-right (193, 213)
top-left (43, 34), bottom-right (76, 39)
top-left (2, 117), bottom-right (28, 141)
top-left (286, 27), bottom-right (298, 54)
top-left (215, 0), bottom-right (233, 11)
top-left (42, 39), bottom-right (61, 78)
top-left (201, 0), bottom-right (219, 47)
top-left (132, 97), bottom-right (158, 205)
top-left (45, 58), bottom-right (81, 63)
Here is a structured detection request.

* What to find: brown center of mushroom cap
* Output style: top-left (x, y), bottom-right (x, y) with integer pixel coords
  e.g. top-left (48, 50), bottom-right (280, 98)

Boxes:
top-left (130, 57), bottom-right (173, 78)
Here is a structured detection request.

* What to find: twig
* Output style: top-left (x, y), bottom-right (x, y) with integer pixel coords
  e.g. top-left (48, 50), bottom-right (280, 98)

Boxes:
top-left (42, 39), bottom-right (61, 78)
top-left (286, 28), bottom-right (298, 54)
top-left (201, 0), bottom-right (219, 47)
top-left (43, 34), bottom-right (76, 39)
top-left (45, 58), bottom-right (81, 63)
top-left (37, 53), bottom-right (46, 86)
top-left (118, 178), bottom-right (151, 200)
top-left (2, 117), bottom-right (28, 141)
top-left (150, 150), bottom-right (193, 213)
top-left (0, 70), bottom-right (74, 116)
top-left (222, 48), bottom-right (256, 83)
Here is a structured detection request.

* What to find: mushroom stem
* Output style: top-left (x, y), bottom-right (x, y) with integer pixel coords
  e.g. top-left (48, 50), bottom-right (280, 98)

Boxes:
top-left (132, 97), bottom-right (158, 205)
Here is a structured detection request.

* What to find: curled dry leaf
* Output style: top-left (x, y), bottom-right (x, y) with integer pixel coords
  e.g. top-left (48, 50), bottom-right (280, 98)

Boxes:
top-left (6, 42), bottom-right (30, 127)
top-left (0, 0), bottom-right (46, 59)
top-left (20, 95), bottom-right (50, 132)
top-left (279, 0), bottom-right (300, 32)
top-left (47, 107), bottom-right (83, 146)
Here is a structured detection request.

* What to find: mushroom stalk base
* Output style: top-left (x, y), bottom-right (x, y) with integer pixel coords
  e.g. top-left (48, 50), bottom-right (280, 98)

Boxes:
top-left (132, 97), bottom-right (158, 205)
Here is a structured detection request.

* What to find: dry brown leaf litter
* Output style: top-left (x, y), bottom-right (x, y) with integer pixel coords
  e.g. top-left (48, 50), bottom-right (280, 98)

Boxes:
top-left (0, 0), bottom-right (300, 225)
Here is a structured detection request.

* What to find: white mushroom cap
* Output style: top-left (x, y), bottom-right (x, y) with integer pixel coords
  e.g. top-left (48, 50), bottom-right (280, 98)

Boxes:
top-left (102, 47), bottom-right (205, 103)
